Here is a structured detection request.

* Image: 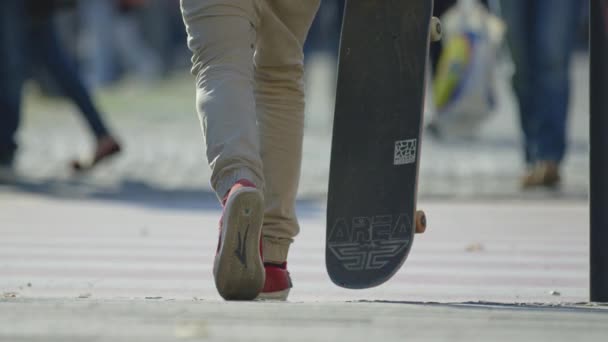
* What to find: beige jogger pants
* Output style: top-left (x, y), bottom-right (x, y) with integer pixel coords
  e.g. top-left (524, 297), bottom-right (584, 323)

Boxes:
top-left (180, 0), bottom-right (320, 263)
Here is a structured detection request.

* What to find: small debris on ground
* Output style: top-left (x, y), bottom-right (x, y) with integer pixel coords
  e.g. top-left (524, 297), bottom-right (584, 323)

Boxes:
top-left (78, 293), bottom-right (92, 299)
top-left (465, 243), bottom-right (484, 252)
top-left (145, 296), bottom-right (163, 300)
top-left (140, 227), bottom-right (149, 237)
top-left (549, 290), bottom-right (561, 296)
top-left (175, 321), bottom-right (208, 339)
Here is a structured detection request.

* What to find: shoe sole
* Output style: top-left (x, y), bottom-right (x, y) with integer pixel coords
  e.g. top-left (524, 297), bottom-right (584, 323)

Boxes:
top-left (214, 187), bottom-right (265, 300)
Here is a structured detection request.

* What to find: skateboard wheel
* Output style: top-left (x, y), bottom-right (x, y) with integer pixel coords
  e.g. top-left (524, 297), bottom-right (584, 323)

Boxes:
top-left (430, 17), bottom-right (442, 42)
top-left (415, 210), bottom-right (427, 234)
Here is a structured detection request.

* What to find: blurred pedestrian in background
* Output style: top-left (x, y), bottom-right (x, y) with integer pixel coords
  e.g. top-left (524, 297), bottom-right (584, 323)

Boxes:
top-left (302, 0), bottom-right (344, 132)
top-left (0, 0), bottom-right (25, 177)
top-left (304, 0), bottom-right (344, 58)
top-left (78, 0), bottom-right (162, 87)
top-left (499, 0), bottom-right (582, 189)
top-left (0, 0), bottom-right (121, 179)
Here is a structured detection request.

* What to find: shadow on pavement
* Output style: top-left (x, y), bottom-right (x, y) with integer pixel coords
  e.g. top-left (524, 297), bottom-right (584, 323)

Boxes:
top-left (426, 136), bottom-right (589, 154)
top-left (353, 300), bottom-right (608, 314)
top-left (1, 176), bottom-right (324, 216)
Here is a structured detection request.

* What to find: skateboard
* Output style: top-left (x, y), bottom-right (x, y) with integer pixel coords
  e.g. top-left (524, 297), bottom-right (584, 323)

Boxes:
top-left (326, 0), bottom-right (441, 289)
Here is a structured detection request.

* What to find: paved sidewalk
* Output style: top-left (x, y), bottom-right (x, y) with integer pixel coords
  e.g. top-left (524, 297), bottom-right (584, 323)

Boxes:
top-left (0, 184), bottom-right (602, 340)
top-left (1, 299), bottom-right (607, 342)
top-left (0, 191), bottom-right (591, 302)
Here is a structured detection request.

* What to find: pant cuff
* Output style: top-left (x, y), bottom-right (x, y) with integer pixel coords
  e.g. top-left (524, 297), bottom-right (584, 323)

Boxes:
top-left (262, 236), bottom-right (291, 264)
top-left (213, 168), bottom-right (263, 202)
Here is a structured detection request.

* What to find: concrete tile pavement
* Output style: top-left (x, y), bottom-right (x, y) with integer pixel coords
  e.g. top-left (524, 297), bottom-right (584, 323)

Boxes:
top-left (0, 191), bottom-right (591, 303)
top-left (0, 190), bottom-right (604, 341)
top-left (1, 299), bottom-right (607, 342)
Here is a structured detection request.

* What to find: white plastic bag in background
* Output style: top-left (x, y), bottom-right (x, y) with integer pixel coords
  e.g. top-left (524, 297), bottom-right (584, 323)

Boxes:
top-left (428, 0), bottom-right (506, 139)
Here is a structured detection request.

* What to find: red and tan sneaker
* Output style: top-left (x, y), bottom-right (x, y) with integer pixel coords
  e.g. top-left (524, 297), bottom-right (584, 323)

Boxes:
top-left (257, 262), bottom-right (293, 301)
top-left (213, 179), bottom-right (265, 300)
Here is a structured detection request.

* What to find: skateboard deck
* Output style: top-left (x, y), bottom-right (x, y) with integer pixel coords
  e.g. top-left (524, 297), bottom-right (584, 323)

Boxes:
top-left (326, 0), bottom-right (436, 289)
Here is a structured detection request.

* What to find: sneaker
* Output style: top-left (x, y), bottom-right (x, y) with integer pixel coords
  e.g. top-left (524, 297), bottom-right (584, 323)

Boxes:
top-left (214, 179), bottom-right (265, 300)
top-left (521, 161), bottom-right (561, 189)
top-left (257, 262), bottom-right (293, 301)
top-left (71, 135), bottom-right (121, 171)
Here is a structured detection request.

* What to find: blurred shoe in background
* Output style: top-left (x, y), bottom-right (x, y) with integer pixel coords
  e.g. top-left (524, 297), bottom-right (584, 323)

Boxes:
top-left (521, 161), bottom-right (561, 189)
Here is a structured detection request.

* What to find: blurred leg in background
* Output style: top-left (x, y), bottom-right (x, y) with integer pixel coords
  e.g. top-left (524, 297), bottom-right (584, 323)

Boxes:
top-left (113, 0), bottom-right (162, 82)
top-left (78, 0), bottom-right (117, 87)
top-left (500, 0), bottom-right (581, 189)
top-left (302, 0), bottom-right (344, 132)
top-left (304, 0), bottom-right (344, 58)
top-left (0, 0), bottom-right (27, 174)
top-left (27, 4), bottom-right (121, 170)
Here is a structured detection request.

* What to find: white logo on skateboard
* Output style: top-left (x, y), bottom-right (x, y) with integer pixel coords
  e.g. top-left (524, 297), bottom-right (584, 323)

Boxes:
top-left (394, 139), bottom-right (417, 165)
top-left (328, 214), bottom-right (412, 271)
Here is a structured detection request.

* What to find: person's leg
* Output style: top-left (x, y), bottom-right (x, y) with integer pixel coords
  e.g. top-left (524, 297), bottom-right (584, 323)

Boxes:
top-left (255, 0), bottom-right (320, 265)
top-left (78, 0), bottom-right (116, 86)
top-left (182, 0), bottom-right (263, 198)
top-left (0, 0), bottom-right (27, 166)
top-left (113, 10), bottom-right (162, 82)
top-left (499, 0), bottom-right (536, 164)
top-left (181, 0), bottom-right (266, 300)
top-left (531, 0), bottom-right (580, 164)
top-left (29, 16), bottom-right (121, 169)
top-left (31, 19), bottom-right (112, 140)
